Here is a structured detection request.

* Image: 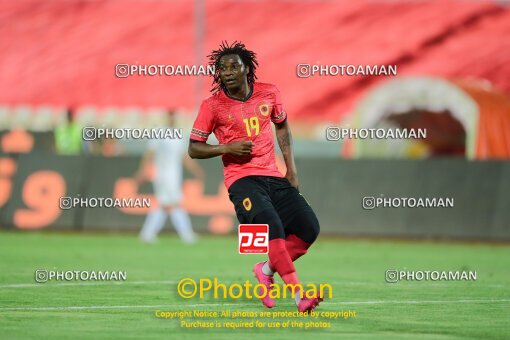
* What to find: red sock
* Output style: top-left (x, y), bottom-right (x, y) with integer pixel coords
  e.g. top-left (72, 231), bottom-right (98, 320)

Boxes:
top-left (269, 235), bottom-right (311, 272)
top-left (285, 234), bottom-right (311, 261)
top-left (268, 239), bottom-right (299, 285)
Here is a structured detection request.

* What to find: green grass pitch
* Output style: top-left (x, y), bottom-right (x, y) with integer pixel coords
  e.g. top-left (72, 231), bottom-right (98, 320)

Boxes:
top-left (0, 231), bottom-right (509, 339)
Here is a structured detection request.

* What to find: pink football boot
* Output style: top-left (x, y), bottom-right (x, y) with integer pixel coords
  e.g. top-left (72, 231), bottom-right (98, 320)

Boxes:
top-left (297, 293), bottom-right (323, 313)
top-left (253, 262), bottom-right (276, 308)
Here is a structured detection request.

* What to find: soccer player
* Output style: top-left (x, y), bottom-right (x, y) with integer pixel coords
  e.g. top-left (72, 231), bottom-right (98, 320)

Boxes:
top-left (136, 110), bottom-right (204, 244)
top-left (188, 42), bottom-right (322, 312)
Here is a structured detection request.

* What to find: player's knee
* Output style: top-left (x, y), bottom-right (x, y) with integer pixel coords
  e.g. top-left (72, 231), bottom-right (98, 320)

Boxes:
top-left (299, 213), bottom-right (320, 244)
top-left (252, 209), bottom-right (285, 240)
top-left (308, 218), bottom-right (320, 243)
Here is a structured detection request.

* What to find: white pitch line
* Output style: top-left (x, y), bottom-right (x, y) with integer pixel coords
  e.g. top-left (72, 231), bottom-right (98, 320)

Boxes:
top-left (0, 280), bottom-right (357, 289)
top-left (0, 280), bottom-right (505, 289)
top-left (0, 303), bottom-right (254, 311)
top-left (327, 299), bottom-right (510, 305)
top-left (1, 299), bottom-right (509, 312)
top-left (0, 280), bottom-right (179, 289)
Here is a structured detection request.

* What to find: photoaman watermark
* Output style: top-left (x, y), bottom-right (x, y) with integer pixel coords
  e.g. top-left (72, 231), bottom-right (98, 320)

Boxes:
top-left (177, 278), bottom-right (332, 300)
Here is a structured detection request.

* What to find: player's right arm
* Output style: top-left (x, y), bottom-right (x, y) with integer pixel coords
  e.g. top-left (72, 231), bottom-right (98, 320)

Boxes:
top-left (188, 140), bottom-right (254, 159)
top-left (188, 100), bottom-right (254, 159)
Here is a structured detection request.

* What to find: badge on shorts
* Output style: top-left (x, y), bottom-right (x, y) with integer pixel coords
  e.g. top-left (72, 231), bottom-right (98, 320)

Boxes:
top-left (243, 197), bottom-right (252, 211)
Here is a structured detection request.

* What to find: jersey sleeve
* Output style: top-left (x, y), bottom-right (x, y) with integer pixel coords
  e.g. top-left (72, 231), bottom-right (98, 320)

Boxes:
top-left (191, 100), bottom-right (214, 142)
top-left (271, 85), bottom-right (287, 124)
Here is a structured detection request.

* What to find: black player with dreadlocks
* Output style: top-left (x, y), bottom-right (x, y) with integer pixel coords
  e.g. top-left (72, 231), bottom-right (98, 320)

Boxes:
top-left (209, 41), bottom-right (259, 95)
top-left (189, 41), bottom-right (323, 312)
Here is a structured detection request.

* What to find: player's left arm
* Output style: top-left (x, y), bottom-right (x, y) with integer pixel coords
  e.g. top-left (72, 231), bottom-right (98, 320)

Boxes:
top-left (274, 119), bottom-right (299, 189)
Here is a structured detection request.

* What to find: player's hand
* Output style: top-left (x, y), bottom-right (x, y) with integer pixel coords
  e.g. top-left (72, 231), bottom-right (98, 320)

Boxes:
top-left (286, 171), bottom-right (299, 190)
top-left (225, 140), bottom-right (254, 156)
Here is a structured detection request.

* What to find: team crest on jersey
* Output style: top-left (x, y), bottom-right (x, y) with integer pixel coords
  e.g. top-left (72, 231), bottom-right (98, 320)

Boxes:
top-left (243, 197), bottom-right (252, 211)
top-left (257, 101), bottom-right (270, 117)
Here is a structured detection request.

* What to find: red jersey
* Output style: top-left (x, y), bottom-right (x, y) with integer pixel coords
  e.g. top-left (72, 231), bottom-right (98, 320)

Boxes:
top-left (191, 82), bottom-right (287, 188)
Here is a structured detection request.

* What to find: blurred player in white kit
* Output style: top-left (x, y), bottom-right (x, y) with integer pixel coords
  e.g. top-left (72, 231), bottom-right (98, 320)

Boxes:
top-left (135, 111), bottom-right (204, 244)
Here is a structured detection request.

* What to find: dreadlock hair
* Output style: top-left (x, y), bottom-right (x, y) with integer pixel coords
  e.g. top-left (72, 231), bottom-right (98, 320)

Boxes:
top-left (208, 41), bottom-right (258, 94)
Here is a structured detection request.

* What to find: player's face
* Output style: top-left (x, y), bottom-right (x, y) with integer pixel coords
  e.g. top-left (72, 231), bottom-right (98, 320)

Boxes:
top-left (218, 54), bottom-right (249, 92)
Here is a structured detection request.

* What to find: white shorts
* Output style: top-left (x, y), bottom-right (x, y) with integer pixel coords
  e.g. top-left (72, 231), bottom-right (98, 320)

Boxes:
top-left (153, 178), bottom-right (182, 206)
